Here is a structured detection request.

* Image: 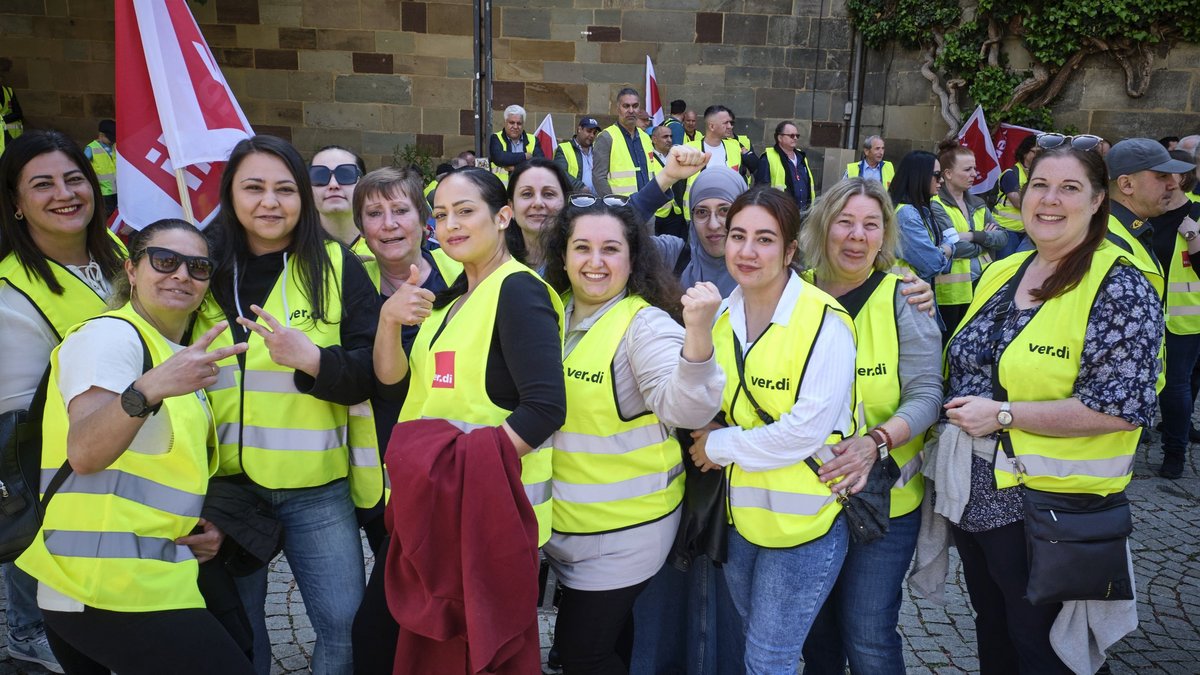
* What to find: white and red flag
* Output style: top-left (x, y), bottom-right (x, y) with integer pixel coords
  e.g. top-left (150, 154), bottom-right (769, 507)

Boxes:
top-left (113, 0), bottom-right (253, 231)
top-left (533, 114), bottom-right (557, 160)
top-left (644, 56), bottom-right (664, 127)
top-left (956, 105), bottom-right (1001, 195)
top-left (992, 122), bottom-right (1042, 172)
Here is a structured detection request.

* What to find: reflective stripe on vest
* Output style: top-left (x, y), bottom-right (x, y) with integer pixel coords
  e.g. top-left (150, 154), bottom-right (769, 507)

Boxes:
top-left (993, 165), bottom-right (1027, 232)
top-left (1167, 231), bottom-right (1200, 334)
top-left (17, 305), bottom-right (216, 612)
top-left (86, 140), bottom-right (117, 196)
top-left (400, 257), bottom-right (564, 545)
top-left (194, 242), bottom-right (383, 508)
top-left (604, 124), bottom-right (654, 196)
top-left (552, 296), bottom-right (684, 534)
top-left (837, 272), bottom-right (925, 517)
top-left (490, 131), bottom-right (536, 186)
top-left (845, 160), bottom-right (895, 189)
top-left (930, 195), bottom-right (982, 306)
top-left (713, 277), bottom-right (856, 548)
top-left (951, 245), bottom-right (1145, 496)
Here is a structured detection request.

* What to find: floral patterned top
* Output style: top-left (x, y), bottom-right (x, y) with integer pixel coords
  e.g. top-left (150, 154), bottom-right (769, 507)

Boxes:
top-left (944, 263), bottom-right (1162, 532)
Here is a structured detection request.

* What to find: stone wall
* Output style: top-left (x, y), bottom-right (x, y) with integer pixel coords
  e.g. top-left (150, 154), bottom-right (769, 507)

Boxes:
top-left (2, 0), bottom-right (1197, 185)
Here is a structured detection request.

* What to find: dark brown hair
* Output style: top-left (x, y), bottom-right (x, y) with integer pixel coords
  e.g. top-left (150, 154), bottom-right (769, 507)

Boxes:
top-left (0, 130), bottom-right (124, 294)
top-left (1021, 146), bottom-right (1110, 301)
top-left (724, 186), bottom-right (802, 271)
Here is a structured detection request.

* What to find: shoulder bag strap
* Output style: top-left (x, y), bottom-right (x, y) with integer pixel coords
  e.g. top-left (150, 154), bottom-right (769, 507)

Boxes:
top-left (990, 255), bottom-right (1036, 465)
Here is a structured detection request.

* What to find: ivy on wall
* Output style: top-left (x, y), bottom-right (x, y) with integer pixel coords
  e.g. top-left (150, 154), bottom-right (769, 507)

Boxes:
top-left (848, 0), bottom-right (1200, 134)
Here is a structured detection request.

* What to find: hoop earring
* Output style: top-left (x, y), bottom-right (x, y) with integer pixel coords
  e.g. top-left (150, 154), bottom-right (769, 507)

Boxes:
top-left (14, 211), bottom-right (23, 221)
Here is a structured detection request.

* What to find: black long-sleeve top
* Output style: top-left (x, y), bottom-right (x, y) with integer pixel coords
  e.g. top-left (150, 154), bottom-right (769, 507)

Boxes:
top-left (381, 272), bottom-right (566, 448)
top-left (488, 132), bottom-right (545, 169)
top-left (221, 247), bottom-right (380, 405)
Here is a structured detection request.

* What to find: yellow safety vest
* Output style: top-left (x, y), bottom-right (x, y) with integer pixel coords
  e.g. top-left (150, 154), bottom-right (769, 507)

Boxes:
top-left (952, 246), bottom-right (1144, 496)
top-left (845, 160), bottom-right (895, 189)
top-left (713, 278), bottom-right (857, 548)
top-left (992, 164), bottom-right (1027, 232)
top-left (552, 296), bottom-right (683, 534)
top-left (400, 257), bottom-right (564, 545)
top-left (826, 271), bottom-right (924, 517)
top-left (1188, 191), bottom-right (1200, 205)
top-left (490, 131), bottom-right (537, 186)
top-left (890, 203), bottom-right (939, 281)
top-left (765, 147), bottom-right (816, 204)
top-left (423, 179), bottom-right (437, 203)
top-left (1106, 213), bottom-right (1165, 292)
top-left (195, 241), bottom-right (383, 508)
top-left (647, 153), bottom-right (683, 220)
top-left (0, 86), bottom-right (23, 155)
top-left (602, 124), bottom-right (654, 196)
top-left (0, 251), bottom-right (116, 341)
top-left (86, 140), bottom-right (117, 197)
top-left (930, 195), bottom-right (985, 307)
top-left (560, 140), bottom-right (581, 182)
top-left (1166, 212), bottom-right (1200, 334)
top-left (17, 304), bottom-right (217, 611)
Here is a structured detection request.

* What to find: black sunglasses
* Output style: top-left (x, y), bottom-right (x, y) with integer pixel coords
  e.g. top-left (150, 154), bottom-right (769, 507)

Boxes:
top-left (1035, 133), bottom-right (1103, 152)
top-left (568, 193), bottom-right (631, 208)
top-left (932, 170), bottom-right (944, 180)
top-left (778, 133), bottom-right (800, 139)
top-left (309, 163), bottom-right (361, 187)
top-left (139, 246), bottom-right (214, 281)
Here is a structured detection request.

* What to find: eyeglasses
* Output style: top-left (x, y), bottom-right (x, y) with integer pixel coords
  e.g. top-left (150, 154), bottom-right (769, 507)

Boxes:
top-left (568, 194), bottom-right (631, 208)
top-left (1035, 133), bottom-right (1103, 152)
top-left (138, 247), bottom-right (214, 281)
top-left (692, 205), bottom-right (731, 223)
top-left (778, 133), bottom-right (800, 139)
top-left (308, 163), bottom-right (361, 187)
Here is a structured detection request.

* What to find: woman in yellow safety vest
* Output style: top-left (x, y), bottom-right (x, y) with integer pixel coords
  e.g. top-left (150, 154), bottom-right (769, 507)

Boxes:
top-left (938, 146), bottom-right (1160, 671)
top-left (363, 168), bottom-right (566, 670)
top-left (992, 134), bottom-right (1040, 256)
top-left (930, 141), bottom-right (1007, 335)
top-left (889, 151), bottom-right (953, 287)
top-left (505, 158), bottom-right (570, 271)
top-left (199, 135), bottom-right (382, 675)
top-left (796, 179), bottom-right (943, 674)
top-left (0, 130), bottom-right (125, 674)
top-left (687, 187), bottom-right (863, 673)
top-left (539, 196), bottom-right (725, 673)
top-left (17, 219), bottom-right (253, 674)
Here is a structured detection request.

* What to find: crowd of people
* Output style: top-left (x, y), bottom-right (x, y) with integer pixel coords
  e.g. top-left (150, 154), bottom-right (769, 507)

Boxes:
top-left (0, 83), bottom-right (1198, 675)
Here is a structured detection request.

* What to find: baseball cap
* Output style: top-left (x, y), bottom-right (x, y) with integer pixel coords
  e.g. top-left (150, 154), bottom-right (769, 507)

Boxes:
top-left (579, 117), bottom-right (600, 129)
top-left (1106, 138), bottom-right (1195, 178)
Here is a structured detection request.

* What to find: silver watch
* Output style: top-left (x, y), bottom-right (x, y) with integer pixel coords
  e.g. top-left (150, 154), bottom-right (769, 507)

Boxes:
top-left (997, 401), bottom-right (1013, 428)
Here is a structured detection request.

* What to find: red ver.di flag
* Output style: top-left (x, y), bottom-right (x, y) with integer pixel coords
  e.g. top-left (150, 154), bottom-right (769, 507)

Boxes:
top-left (114, 0), bottom-right (253, 231)
top-left (993, 122), bottom-right (1042, 172)
top-left (645, 56), bottom-right (664, 127)
top-left (955, 106), bottom-right (1000, 195)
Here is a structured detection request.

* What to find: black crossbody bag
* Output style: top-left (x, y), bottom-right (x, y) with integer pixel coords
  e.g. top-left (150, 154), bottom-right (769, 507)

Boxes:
top-left (730, 330), bottom-right (898, 545)
top-left (988, 256), bottom-right (1133, 605)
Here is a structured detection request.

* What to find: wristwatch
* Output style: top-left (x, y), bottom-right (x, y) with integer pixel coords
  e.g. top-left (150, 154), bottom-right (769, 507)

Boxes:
top-left (997, 401), bottom-right (1013, 428)
top-left (1183, 229), bottom-right (1199, 242)
top-left (868, 428), bottom-right (890, 461)
top-left (120, 384), bottom-right (161, 418)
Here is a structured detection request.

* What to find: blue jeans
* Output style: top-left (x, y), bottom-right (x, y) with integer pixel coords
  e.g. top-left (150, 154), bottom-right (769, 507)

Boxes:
top-left (3, 562), bottom-right (43, 640)
top-left (233, 479), bottom-right (364, 675)
top-left (801, 508), bottom-right (921, 675)
top-left (724, 518), bottom-right (848, 675)
top-left (630, 556), bottom-right (744, 675)
top-left (1160, 330), bottom-right (1200, 454)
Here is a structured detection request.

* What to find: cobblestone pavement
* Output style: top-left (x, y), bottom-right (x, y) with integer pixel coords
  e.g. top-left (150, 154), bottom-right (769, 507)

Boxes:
top-left (1, 439), bottom-right (1197, 674)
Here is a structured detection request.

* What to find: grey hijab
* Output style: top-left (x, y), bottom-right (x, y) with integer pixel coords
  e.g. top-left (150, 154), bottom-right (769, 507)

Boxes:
top-left (680, 167), bottom-right (747, 298)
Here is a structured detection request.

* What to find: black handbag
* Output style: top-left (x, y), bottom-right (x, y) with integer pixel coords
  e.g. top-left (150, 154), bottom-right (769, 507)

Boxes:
top-left (729, 332), bottom-right (894, 545)
top-left (668, 424), bottom-right (730, 570)
top-left (988, 256), bottom-right (1134, 604)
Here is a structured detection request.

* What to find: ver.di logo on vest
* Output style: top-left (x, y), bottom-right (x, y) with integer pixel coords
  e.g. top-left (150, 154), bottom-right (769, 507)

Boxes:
top-left (433, 351), bottom-right (455, 388)
top-left (750, 375), bottom-right (791, 391)
top-left (567, 367), bottom-right (604, 383)
top-left (1028, 343), bottom-right (1070, 359)
top-left (857, 363), bottom-right (887, 376)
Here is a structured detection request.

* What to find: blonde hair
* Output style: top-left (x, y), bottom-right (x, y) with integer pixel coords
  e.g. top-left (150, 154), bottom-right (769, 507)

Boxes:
top-left (800, 178), bottom-right (898, 282)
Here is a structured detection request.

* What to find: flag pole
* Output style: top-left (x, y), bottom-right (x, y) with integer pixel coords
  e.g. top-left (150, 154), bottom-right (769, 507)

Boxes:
top-left (174, 167), bottom-right (196, 225)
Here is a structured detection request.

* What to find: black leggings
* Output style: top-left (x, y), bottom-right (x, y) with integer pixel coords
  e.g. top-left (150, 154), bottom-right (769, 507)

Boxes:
top-left (553, 579), bottom-right (651, 675)
top-left (43, 606), bottom-right (254, 675)
top-left (352, 535), bottom-right (401, 674)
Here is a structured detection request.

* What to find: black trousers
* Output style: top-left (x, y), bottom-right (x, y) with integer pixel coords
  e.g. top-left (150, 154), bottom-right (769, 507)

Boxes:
top-left (43, 605), bottom-right (254, 675)
top-left (553, 578), bottom-right (652, 675)
top-left (352, 535), bottom-right (400, 674)
top-left (951, 520), bottom-right (1072, 675)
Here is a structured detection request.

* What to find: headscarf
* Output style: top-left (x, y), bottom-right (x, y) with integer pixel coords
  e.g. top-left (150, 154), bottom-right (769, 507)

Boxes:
top-left (680, 167), bottom-right (747, 297)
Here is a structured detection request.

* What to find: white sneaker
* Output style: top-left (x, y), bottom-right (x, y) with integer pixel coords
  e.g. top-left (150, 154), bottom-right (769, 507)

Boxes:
top-left (7, 631), bottom-right (65, 674)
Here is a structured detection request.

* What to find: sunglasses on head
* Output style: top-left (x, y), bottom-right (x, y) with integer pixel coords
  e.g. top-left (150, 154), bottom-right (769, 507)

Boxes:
top-left (1035, 133), bottom-right (1103, 152)
top-left (308, 163), bottom-right (361, 187)
top-left (139, 247), bottom-right (214, 281)
top-left (568, 194), bottom-right (631, 208)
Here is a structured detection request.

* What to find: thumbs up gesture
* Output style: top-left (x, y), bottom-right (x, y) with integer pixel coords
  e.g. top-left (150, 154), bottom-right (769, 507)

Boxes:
top-left (380, 263), bottom-right (436, 327)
